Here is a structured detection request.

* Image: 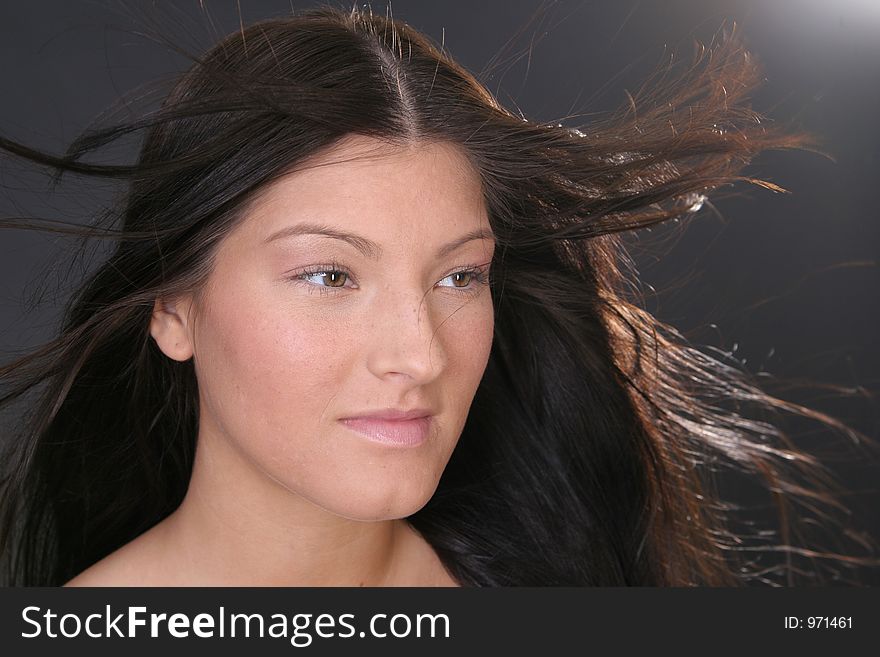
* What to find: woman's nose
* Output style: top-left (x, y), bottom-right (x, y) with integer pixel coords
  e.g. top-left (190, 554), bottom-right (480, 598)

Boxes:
top-left (364, 288), bottom-right (448, 384)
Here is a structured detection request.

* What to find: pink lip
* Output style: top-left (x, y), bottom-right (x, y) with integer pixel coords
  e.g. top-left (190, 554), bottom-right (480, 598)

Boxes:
top-left (342, 408), bottom-right (433, 421)
top-left (339, 416), bottom-right (432, 447)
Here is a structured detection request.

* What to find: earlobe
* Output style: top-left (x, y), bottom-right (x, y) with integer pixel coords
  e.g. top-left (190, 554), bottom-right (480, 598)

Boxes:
top-left (149, 297), bottom-right (194, 362)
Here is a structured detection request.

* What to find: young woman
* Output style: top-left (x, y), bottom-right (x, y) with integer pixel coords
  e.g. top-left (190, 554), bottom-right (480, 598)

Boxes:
top-left (0, 4), bottom-right (875, 586)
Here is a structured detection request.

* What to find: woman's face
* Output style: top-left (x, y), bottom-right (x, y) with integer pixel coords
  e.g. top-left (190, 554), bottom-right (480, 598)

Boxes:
top-left (164, 135), bottom-right (495, 521)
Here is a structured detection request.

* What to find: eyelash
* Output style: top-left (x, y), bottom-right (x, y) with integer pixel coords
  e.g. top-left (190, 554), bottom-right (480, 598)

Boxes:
top-left (289, 260), bottom-right (491, 297)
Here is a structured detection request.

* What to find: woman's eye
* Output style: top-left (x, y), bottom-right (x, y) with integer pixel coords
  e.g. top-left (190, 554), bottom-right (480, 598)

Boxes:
top-left (290, 265), bottom-right (355, 294)
top-left (437, 267), bottom-right (490, 292)
top-left (300, 270), bottom-right (349, 288)
top-left (439, 270), bottom-right (474, 288)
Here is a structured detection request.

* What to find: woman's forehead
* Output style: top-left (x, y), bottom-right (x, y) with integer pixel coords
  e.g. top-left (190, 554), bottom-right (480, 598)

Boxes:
top-left (272, 134), bottom-right (482, 195)
top-left (234, 135), bottom-right (490, 245)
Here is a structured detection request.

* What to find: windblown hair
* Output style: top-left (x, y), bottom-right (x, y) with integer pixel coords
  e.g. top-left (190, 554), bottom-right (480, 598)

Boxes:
top-left (0, 3), bottom-right (876, 586)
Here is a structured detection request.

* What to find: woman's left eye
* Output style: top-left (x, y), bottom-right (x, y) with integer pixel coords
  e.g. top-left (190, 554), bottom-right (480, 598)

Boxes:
top-left (437, 266), bottom-right (490, 292)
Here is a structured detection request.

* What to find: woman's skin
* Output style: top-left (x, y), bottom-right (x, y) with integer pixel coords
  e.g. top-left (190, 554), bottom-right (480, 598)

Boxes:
top-left (64, 134), bottom-right (496, 586)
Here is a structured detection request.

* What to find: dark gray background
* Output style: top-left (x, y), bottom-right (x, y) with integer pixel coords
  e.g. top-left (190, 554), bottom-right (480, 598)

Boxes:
top-left (1, 0), bottom-right (878, 582)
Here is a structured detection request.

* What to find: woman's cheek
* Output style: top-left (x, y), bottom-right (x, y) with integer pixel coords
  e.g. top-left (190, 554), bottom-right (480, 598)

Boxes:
top-left (212, 312), bottom-right (348, 473)
top-left (449, 295), bottom-right (495, 370)
top-left (245, 314), bottom-right (344, 408)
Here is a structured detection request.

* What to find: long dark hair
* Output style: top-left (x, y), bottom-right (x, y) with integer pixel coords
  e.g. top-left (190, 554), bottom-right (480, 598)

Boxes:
top-left (0, 3), bottom-right (876, 586)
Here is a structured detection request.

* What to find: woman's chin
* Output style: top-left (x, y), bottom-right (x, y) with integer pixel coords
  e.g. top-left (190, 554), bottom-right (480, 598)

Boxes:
top-left (323, 484), bottom-right (438, 523)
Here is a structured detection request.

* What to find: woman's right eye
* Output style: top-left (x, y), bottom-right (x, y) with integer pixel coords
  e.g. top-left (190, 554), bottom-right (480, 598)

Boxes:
top-left (297, 270), bottom-right (350, 288)
top-left (289, 263), bottom-right (357, 296)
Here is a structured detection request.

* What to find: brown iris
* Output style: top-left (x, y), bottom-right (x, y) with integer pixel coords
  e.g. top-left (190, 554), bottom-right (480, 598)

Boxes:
top-left (322, 271), bottom-right (348, 287)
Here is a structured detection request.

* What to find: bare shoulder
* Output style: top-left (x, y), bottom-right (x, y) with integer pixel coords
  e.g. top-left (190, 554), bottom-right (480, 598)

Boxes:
top-left (62, 525), bottom-right (168, 587)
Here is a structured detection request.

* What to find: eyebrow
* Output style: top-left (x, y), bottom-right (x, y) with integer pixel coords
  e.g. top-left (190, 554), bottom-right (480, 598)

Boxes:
top-left (263, 221), bottom-right (495, 260)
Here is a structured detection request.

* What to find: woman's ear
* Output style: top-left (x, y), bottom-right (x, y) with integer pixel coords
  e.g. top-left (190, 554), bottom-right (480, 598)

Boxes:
top-left (149, 295), bottom-right (195, 361)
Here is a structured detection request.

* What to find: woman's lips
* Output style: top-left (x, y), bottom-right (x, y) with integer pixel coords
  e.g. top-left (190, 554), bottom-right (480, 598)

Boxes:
top-left (338, 416), bottom-right (432, 447)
